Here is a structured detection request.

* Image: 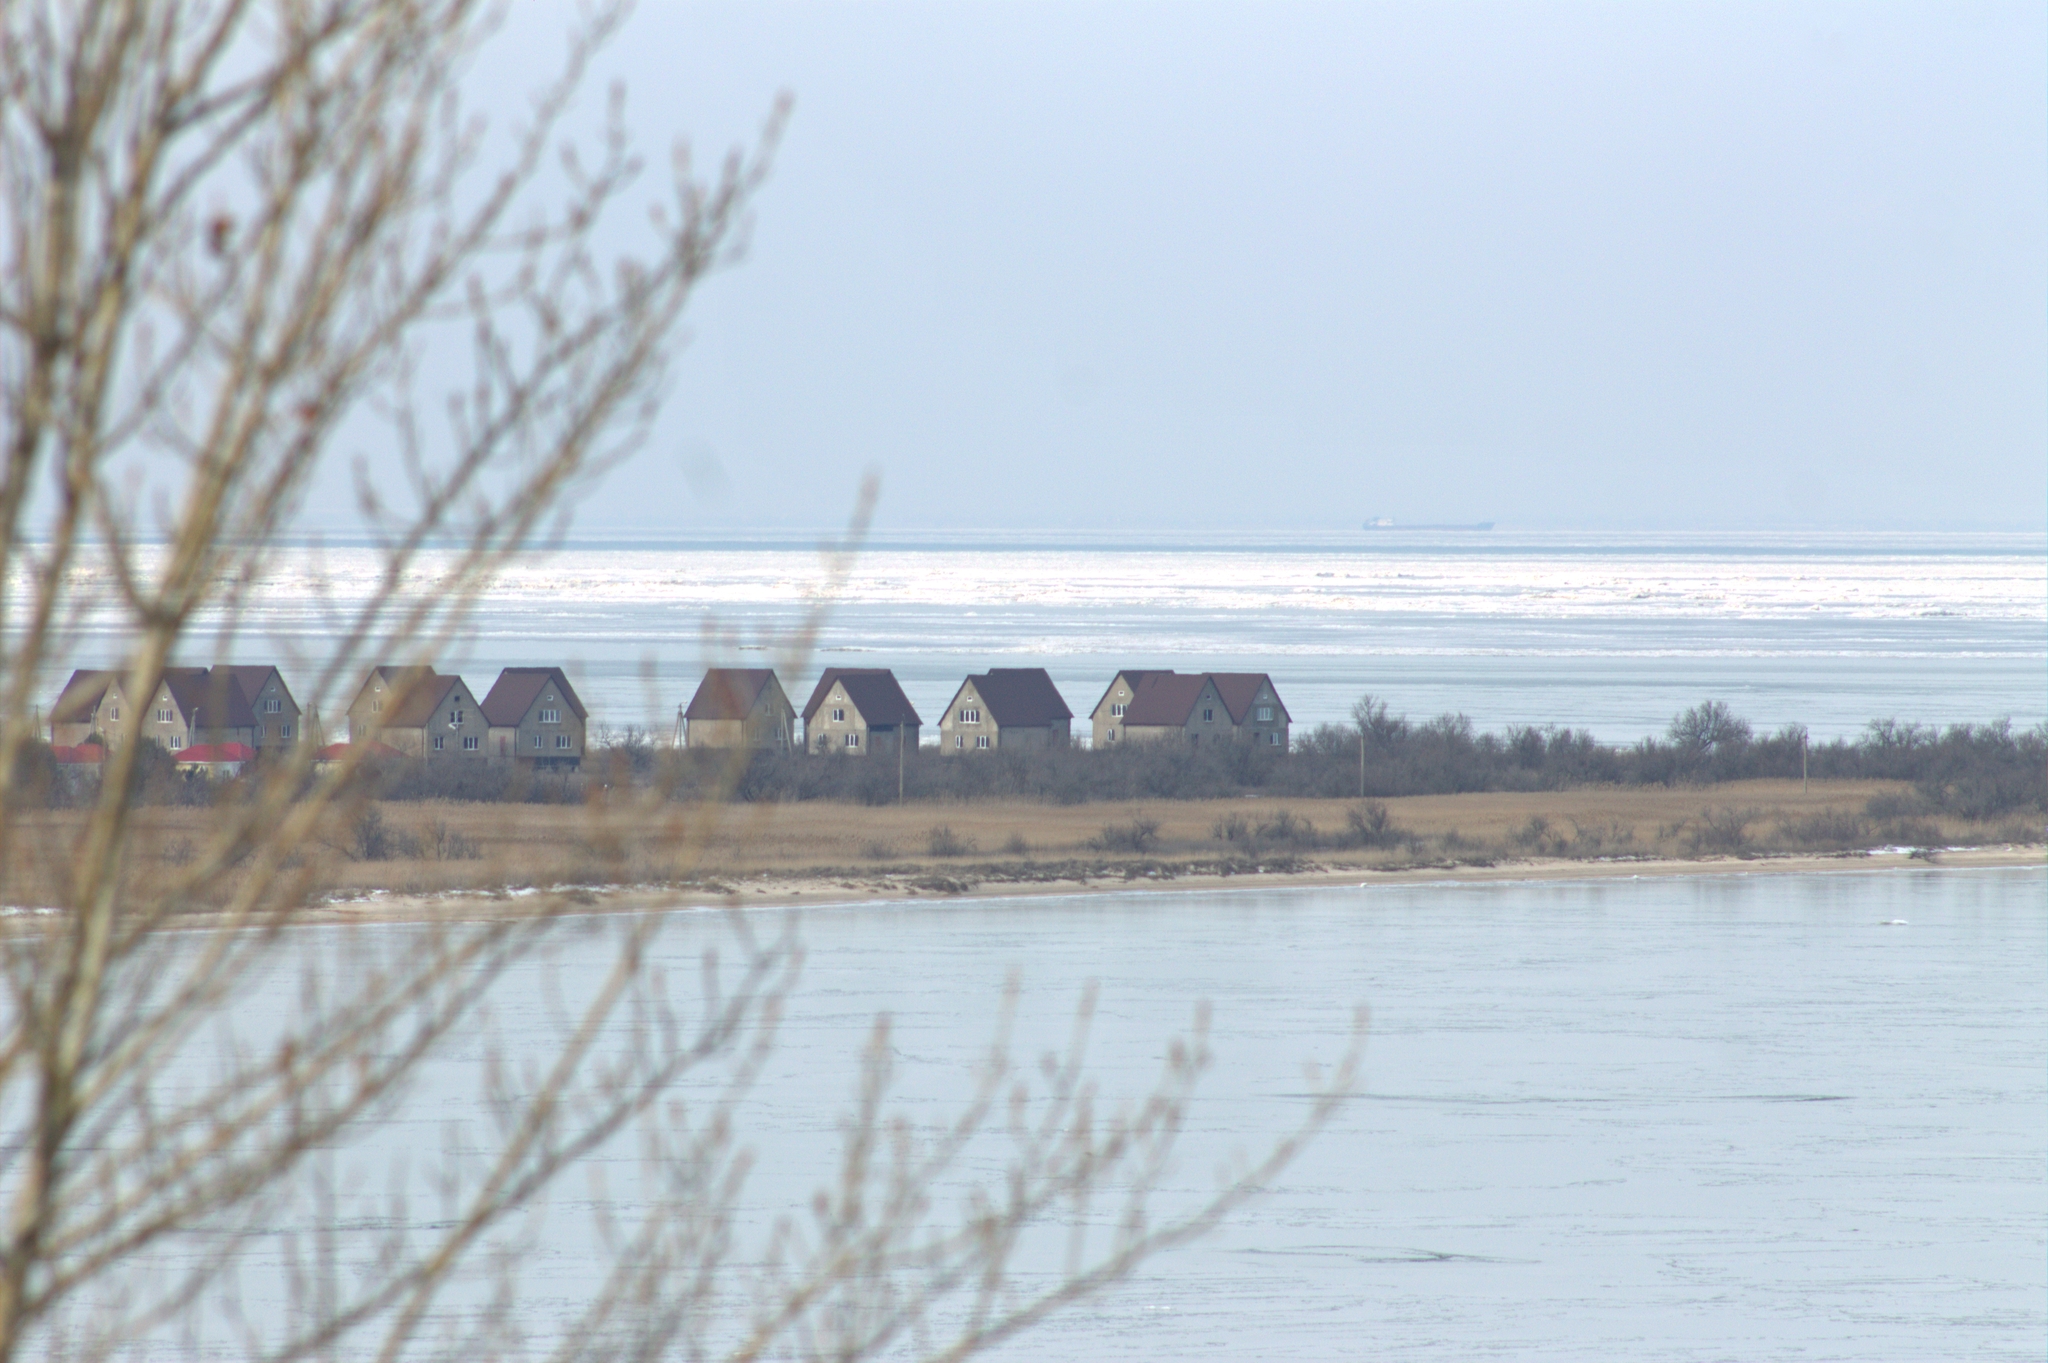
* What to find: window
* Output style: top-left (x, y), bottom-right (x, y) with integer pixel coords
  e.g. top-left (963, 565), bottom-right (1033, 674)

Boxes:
top-left (1202, 708), bottom-right (1214, 722)
top-left (448, 709), bottom-right (463, 727)
top-left (1110, 703), bottom-right (1126, 717)
top-left (108, 706), bottom-right (119, 721)
top-left (1107, 729), bottom-right (1117, 743)
top-left (372, 698), bottom-right (383, 713)
top-left (432, 735), bottom-right (444, 751)
top-left (831, 707), bottom-right (845, 723)
top-left (975, 735), bottom-right (990, 750)
top-left (279, 724), bottom-right (292, 739)
top-left (539, 708), bottom-right (560, 724)
top-left (556, 734), bottom-right (571, 750)
top-left (462, 735), bottom-right (479, 751)
top-left (959, 707), bottom-right (980, 724)
top-left (533, 734), bottom-right (544, 749)
top-left (265, 698), bottom-right (282, 714)
top-left (168, 737), bottom-right (182, 751)
top-left (1257, 705), bottom-right (1273, 721)
top-left (955, 735), bottom-right (964, 749)
top-left (157, 707), bottom-right (173, 723)
top-left (844, 733), bottom-right (859, 748)
top-left (1269, 731), bottom-right (1282, 747)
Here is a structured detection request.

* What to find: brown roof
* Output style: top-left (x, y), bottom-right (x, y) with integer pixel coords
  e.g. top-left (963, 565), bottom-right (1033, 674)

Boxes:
top-left (964, 669), bottom-right (1072, 726)
top-left (802, 667), bottom-right (920, 726)
top-left (685, 668), bottom-right (783, 721)
top-left (480, 667), bottom-right (586, 726)
top-left (162, 667), bottom-right (258, 729)
top-left (1209, 673), bottom-right (1287, 724)
top-left (370, 669), bottom-right (461, 728)
top-left (50, 670), bottom-right (117, 724)
top-left (1091, 668), bottom-right (1172, 719)
top-left (1120, 672), bottom-right (1210, 727)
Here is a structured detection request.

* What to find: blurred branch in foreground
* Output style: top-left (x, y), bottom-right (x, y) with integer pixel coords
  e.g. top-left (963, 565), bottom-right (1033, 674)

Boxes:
top-left (0, 4), bottom-right (1355, 1359)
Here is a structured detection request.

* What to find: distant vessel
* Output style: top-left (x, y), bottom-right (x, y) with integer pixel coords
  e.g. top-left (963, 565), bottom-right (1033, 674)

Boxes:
top-left (1362, 518), bottom-right (1495, 531)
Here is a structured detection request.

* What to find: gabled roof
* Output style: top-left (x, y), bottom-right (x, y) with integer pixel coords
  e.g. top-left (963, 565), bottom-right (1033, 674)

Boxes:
top-left (50, 670), bottom-right (118, 723)
top-left (368, 669), bottom-right (461, 729)
top-left (963, 669), bottom-right (1072, 726)
top-left (222, 665), bottom-right (289, 708)
top-left (1091, 668), bottom-right (1171, 719)
top-left (1120, 673), bottom-right (1210, 726)
top-left (803, 667), bottom-right (920, 726)
top-left (685, 668), bottom-right (784, 721)
top-left (161, 667), bottom-right (258, 729)
top-left (480, 667), bottom-right (586, 726)
top-left (1209, 673), bottom-right (1288, 724)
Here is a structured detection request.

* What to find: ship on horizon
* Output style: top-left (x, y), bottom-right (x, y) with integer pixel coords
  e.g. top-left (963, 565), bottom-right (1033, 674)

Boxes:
top-left (1363, 517), bottom-right (1495, 531)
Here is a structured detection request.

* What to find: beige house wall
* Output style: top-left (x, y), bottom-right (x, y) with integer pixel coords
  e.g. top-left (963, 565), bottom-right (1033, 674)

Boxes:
top-left (351, 675), bottom-right (488, 759)
top-left (686, 694), bottom-right (795, 750)
top-left (805, 680), bottom-right (915, 756)
top-left (51, 681), bottom-right (131, 748)
top-left (1089, 672), bottom-right (1144, 748)
top-left (939, 680), bottom-right (1068, 754)
top-left (243, 671), bottom-right (302, 748)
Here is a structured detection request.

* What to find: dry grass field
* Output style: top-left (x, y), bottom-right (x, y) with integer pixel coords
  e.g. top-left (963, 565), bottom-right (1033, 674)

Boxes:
top-left (9, 779), bottom-right (2038, 912)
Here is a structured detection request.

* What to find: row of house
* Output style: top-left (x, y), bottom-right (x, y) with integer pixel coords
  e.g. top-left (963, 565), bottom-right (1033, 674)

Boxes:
top-left (682, 667), bottom-right (1291, 754)
top-left (47, 664), bottom-right (589, 771)
top-left (45, 660), bottom-right (1292, 773)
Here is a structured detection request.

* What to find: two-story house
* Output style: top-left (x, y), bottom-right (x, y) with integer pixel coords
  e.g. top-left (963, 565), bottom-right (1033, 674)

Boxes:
top-left (938, 668), bottom-right (1073, 754)
top-left (801, 668), bottom-right (921, 755)
top-left (346, 665), bottom-right (488, 759)
top-left (219, 665), bottom-right (302, 750)
top-left (480, 666), bottom-right (587, 770)
top-left (683, 668), bottom-right (795, 749)
top-left (1117, 672), bottom-right (1290, 749)
top-left (49, 670), bottom-right (130, 748)
top-left (1088, 668), bottom-right (1171, 748)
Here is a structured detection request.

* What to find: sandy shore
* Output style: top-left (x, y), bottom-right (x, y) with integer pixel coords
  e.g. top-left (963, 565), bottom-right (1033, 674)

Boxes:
top-left (294, 843), bottom-right (2045, 927)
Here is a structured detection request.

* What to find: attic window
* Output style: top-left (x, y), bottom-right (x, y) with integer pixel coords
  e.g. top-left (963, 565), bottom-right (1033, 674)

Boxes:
top-left (109, 706), bottom-right (119, 721)
top-left (831, 708), bottom-right (845, 723)
top-left (449, 709), bottom-right (462, 727)
top-left (157, 707), bottom-right (173, 723)
top-left (539, 708), bottom-right (560, 724)
top-left (372, 699), bottom-right (383, 713)
top-left (959, 707), bottom-right (980, 724)
top-left (1202, 708), bottom-right (1214, 722)
top-left (1110, 703), bottom-right (1125, 717)
top-left (1257, 705), bottom-right (1274, 721)
top-left (265, 698), bottom-right (282, 713)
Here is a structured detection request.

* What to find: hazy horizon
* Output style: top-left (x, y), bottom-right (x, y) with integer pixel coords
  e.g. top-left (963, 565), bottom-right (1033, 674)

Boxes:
top-left (304, 1), bottom-right (2045, 537)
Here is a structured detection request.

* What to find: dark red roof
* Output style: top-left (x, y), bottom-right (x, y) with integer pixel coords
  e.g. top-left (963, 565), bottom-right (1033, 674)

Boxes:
top-left (1120, 673), bottom-right (1211, 726)
top-left (1209, 673), bottom-right (1288, 724)
top-left (362, 667), bottom-right (461, 728)
top-left (685, 668), bottom-right (784, 721)
top-left (802, 668), bottom-right (920, 726)
top-left (480, 667), bottom-right (586, 726)
top-left (162, 667), bottom-right (258, 729)
top-left (962, 669), bottom-right (1072, 725)
top-left (50, 670), bottom-right (117, 724)
top-left (51, 743), bottom-right (105, 764)
top-left (1090, 669), bottom-right (1171, 718)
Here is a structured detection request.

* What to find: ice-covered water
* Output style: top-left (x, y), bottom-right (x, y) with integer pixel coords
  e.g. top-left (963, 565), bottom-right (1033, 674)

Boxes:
top-left (139, 867), bottom-right (2046, 1359)
top-left (35, 529), bottom-right (2048, 738)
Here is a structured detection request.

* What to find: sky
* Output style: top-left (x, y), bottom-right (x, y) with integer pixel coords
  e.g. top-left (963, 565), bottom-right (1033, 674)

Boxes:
top-left (430, 1), bottom-right (2045, 535)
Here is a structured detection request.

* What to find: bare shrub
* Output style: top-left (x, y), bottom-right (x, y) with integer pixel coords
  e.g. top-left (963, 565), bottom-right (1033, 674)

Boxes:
top-left (1002, 832), bottom-right (1031, 857)
top-left (1776, 810), bottom-right (1870, 851)
top-left (1092, 816), bottom-right (1162, 854)
top-left (860, 839), bottom-right (898, 861)
top-left (927, 825), bottom-right (977, 858)
top-left (1343, 801), bottom-right (1407, 849)
top-left (1687, 806), bottom-right (1759, 854)
top-left (427, 819), bottom-right (484, 861)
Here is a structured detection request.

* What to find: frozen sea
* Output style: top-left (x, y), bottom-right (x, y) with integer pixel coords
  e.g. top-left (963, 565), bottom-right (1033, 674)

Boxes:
top-left (150, 866), bottom-right (2045, 1360)
top-left (43, 528), bottom-right (2048, 740)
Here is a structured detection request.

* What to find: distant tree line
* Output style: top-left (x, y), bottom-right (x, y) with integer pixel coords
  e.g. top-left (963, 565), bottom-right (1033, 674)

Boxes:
top-left (14, 698), bottom-right (2045, 821)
